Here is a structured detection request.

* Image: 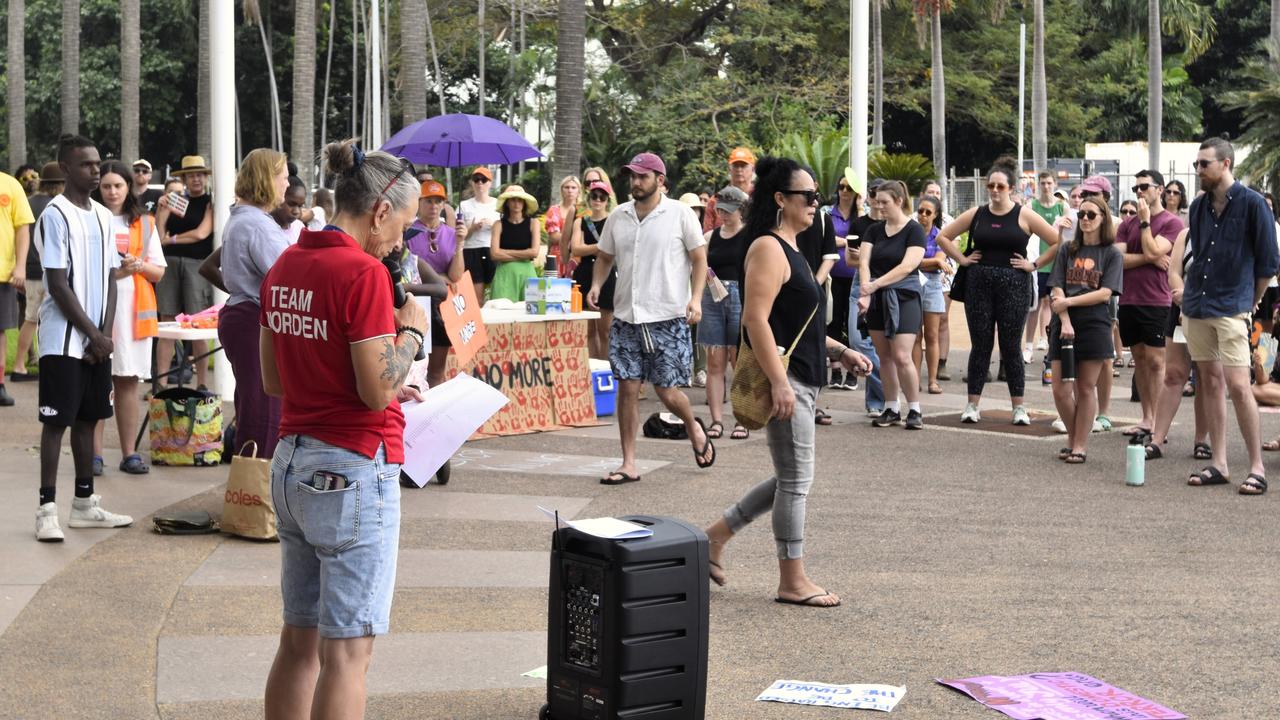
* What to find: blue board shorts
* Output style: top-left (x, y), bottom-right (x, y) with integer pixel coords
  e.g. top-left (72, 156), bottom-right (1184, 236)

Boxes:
top-left (609, 317), bottom-right (693, 388)
top-left (271, 434), bottom-right (402, 639)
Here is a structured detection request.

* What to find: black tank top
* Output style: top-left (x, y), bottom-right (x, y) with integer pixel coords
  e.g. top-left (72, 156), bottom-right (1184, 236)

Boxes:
top-left (746, 233), bottom-right (825, 387)
top-left (970, 204), bottom-right (1030, 267)
top-left (706, 226), bottom-right (746, 282)
top-left (499, 216), bottom-right (533, 250)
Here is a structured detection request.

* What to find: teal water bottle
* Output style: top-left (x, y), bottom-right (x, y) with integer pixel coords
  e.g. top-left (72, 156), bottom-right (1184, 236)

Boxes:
top-left (1125, 434), bottom-right (1146, 486)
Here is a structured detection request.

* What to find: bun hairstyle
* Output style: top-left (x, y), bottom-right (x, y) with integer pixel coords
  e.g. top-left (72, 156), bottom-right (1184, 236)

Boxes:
top-left (324, 139), bottom-right (419, 218)
top-left (875, 180), bottom-right (911, 212)
top-left (744, 155), bottom-right (803, 241)
top-left (987, 155), bottom-right (1019, 188)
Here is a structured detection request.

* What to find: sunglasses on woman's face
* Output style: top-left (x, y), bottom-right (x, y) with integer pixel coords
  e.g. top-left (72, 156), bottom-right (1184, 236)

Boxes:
top-left (1121, 209), bottom-right (1137, 216)
top-left (1078, 210), bottom-right (1101, 221)
top-left (589, 193), bottom-right (608, 202)
top-left (837, 184), bottom-right (851, 192)
top-left (1165, 189), bottom-right (1182, 196)
top-left (471, 176), bottom-right (490, 184)
top-left (918, 209), bottom-right (935, 216)
top-left (782, 189), bottom-right (822, 205)
top-left (987, 182), bottom-right (1009, 191)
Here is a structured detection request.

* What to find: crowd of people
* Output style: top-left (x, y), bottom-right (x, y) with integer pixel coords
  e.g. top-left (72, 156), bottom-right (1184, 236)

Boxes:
top-left (3, 130), bottom-right (1279, 714)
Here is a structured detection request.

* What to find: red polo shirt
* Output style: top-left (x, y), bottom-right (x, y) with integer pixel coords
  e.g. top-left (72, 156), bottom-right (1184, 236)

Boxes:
top-left (260, 228), bottom-right (405, 463)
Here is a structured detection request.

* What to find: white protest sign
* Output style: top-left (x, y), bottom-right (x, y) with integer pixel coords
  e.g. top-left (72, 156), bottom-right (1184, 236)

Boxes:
top-left (755, 680), bottom-right (906, 712)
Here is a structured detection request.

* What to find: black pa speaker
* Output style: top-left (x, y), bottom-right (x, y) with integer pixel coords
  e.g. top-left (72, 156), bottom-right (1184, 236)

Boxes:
top-left (539, 515), bottom-right (709, 720)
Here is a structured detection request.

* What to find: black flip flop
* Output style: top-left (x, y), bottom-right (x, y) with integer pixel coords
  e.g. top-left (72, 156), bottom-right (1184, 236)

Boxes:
top-left (600, 471), bottom-right (641, 485)
top-left (775, 592), bottom-right (841, 608)
top-left (1188, 466), bottom-right (1230, 486)
top-left (1122, 426), bottom-right (1152, 437)
top-left (1058, 447), bottom-right (1072, 460)
top-left (730, 425), bottom-right (750, 440)
top-left (709, 559), bottom-right (727, 587)
top-left (1064, 452), bottom-right (1087, 464)
top-left (1144, 443), bottom-right (1164, 460)
top-left (1239, 474), bottom-right (1268, 496)
top-left (815, 408), bottom-right (833, 426)
top-left (692, 418), bottom-right (716, 469)
top-left (1194, 442), bottom-right (1213, 460)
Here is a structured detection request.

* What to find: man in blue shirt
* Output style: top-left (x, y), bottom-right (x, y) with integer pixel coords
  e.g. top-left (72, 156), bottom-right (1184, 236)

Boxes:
top-left (1176, 137), bottom-right (1279, 496)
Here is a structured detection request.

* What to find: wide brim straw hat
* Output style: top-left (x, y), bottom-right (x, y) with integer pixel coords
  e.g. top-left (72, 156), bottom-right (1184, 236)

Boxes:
top-left (172, 155), bottom-right (210, 175)
top-left (496, 184), bottom-right (539, 215)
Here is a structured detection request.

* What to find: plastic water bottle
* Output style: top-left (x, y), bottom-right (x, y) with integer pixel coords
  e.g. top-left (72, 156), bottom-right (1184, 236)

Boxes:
top-left (1125, 434), bottom-right (1146, 486)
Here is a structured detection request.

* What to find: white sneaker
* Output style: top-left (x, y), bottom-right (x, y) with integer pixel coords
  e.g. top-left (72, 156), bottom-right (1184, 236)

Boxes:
top-left (1092, 417), bottom-right (1104, 433)
top-left (68, 495), bottom-right (133, 529)
top-left (36, 502), bottom-right (64, 542)
top-left (692, 370), bottom-right (707, 388)
top-left (1011, 406), bottom-right (1031, 426)
top-left (1022, 346), bottom-right (1033, 364)
top-left (960, 403), bottom-right (981, 423)
top-left (1035, 337), bottom-right (1048, 351)
top-left (1052, 418), bottom-right (1068, 433)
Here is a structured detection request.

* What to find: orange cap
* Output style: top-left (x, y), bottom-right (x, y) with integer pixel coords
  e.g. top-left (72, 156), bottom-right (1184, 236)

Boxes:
top-left (420, 180), bottom-right (447, 199)
top-left (469, 166), bottom-right (493, 181)
top-left (727, 147), bottom-right (756, 165)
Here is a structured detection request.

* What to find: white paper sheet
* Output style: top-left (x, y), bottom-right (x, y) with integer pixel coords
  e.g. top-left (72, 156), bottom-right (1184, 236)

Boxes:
top-left (522, 665), bottom-right (547, 679)
top-left (399, 374), bottom-right (509, 486)
top-left (537, 506), bottom-right (654, 540)
top-left (755, 680), bottom-right (905, 712)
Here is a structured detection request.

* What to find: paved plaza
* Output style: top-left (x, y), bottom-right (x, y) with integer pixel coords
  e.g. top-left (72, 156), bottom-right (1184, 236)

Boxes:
top-left (0, 349), bottom-right (1277, 719)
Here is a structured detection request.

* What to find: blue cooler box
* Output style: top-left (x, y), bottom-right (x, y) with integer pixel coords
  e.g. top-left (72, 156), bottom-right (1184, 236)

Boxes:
top-left (592, 370), bottom-right (616, 416)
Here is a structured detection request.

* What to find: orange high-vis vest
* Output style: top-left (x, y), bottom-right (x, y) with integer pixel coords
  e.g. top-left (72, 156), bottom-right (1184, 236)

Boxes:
top-left (128, 215), bottom-right (159, 338)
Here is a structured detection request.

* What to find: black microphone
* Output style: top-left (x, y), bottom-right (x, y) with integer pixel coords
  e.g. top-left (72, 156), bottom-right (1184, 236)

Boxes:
top-left (382, 254), bottom-right (427, 361)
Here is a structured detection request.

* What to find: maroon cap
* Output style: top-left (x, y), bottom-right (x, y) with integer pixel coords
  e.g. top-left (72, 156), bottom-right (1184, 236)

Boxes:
top-left (623, 152), bottom-right (666, 177)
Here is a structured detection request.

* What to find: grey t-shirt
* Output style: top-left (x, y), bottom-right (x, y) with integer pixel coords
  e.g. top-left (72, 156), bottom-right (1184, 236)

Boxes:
top-left (221, 204), bottom-right (289, 306)
top-left (1049, 241), bottom-right (1123, 324)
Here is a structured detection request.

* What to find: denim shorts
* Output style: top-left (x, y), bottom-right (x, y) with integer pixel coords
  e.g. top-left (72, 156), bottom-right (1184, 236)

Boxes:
top-left (921, 272), bottom-right (946, 313)
top-left (698, 281), bottom-right (742, 347)
top-left (609, 317), bottom-right (692, 387)
top-left (271, 434), bottom-right (402, 639)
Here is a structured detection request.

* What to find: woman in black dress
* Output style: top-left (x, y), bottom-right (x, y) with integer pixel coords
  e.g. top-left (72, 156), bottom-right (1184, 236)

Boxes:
top-left (570, 181), bottom-right (616, 359)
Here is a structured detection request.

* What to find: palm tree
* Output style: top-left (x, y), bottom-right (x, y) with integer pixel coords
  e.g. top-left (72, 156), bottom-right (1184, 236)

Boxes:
top-left (872, 0), bottom-right (884, 147)
top-left (1031, 0), bottom-right (1047, 175)
top-left (401, 0), bottom-right (427, 126)
top-left (198, 0), bottom-right (211, 157)
top-left (244, 0), bottom-right (284, 152)
top-left (426, 0), bottom-right (447, 116)
top-left (121, 0), bottom-right (141, 163)
top-left (914, 0), bottom-right (950, 194)
top-left (61, 0), bottom-right (80, 134)
top-left (552, 0), bottom-right (586, 185)
top-left (1147, 0), bottom-right (1161, 170)
top-left (6, 0), bottom-right (26, 166)
top-left (319, 0), bottom-right (336, 183)
top-left (478, 0), bottom-right (487, 115)
top-left (292, 0), bottom-right (317, 185)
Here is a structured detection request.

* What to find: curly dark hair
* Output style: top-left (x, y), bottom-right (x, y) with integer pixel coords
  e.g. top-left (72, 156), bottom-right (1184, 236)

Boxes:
top-left (743, 156), bottom-right (805, 241)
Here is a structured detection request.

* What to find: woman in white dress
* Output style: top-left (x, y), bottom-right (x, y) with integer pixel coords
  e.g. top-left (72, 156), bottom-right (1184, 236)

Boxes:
top-left (93, 160), bottom-right (167, 474)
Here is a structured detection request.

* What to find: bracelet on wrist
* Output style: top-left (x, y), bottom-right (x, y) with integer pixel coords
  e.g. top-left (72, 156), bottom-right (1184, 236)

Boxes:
top-left (397, 326), bottom-right (425, 349)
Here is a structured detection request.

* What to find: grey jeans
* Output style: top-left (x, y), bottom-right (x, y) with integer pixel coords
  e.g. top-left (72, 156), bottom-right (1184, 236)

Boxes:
top-left (723, 376), bottom-right (818, 560)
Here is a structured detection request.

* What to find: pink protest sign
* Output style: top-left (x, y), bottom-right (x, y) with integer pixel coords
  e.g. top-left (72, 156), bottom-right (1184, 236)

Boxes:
top-left (937, 672), bottom-right (1185, 720)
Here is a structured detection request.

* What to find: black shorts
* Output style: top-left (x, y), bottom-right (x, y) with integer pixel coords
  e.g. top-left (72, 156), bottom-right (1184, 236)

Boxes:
top-left (37, 355), bottom-right (114, 427)
top-left (1118, 304), bottom-right (1169, 348)
top-left (865, 288), bottom-right (923, 335)
top-left (462, 247), bottom-right (495, 285)
top-left (1047, 313), bottom-right (1114, 362)
top-left (1036, 272), bottom-right (1052, 299)
top-left (1166, 304), bottom-right (1182, 337)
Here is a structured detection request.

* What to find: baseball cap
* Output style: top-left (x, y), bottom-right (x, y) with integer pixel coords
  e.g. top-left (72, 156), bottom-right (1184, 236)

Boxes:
top-left (727, 147), bottom-right (757, 165)
top-left (469, 166), bottom-right (493, 181)
top-left (132, 159), bottom-right (152, 171)
top-left (1079, 175), bottom-right (1113, 196)
top-left (586, 180), bottom-right (612, 196)
top-left (420, 180), bottom-right (447, 200)
top-left (623, 152), bottom-right (666, 177)
top-left (1053, 189), bottom-right (1068, 201)
top-left (714, 185), bottom-right (750, 213)
top-left (678, 192), bottom-right (705, 208)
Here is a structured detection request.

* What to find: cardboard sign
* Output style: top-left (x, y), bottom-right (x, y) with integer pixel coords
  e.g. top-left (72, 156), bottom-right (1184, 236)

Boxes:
top-left (938, 672), bottom-right (1185, 720)
top-left (756, 680), bottom-right (905, 712)
top-left (442, 271), bottom-right (488, 369)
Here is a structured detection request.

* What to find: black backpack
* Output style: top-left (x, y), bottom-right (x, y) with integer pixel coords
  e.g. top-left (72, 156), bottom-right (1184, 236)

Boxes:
top-left (642, 412), bottom-right (688, 440)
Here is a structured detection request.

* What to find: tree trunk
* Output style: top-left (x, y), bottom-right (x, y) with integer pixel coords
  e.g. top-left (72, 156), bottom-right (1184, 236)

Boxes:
top-left (61, 0), bottom-right (81, 134)
top-left (292, 0), bottom-right (317, 185)
top-left (319, 0), bottom-right (336, 184)
top-left (930, 5), bottom-right (946, 195)
top-left (1031, 0), bottom-right (1047, 174)
top-left (552, 0), bottom-right (586, 186)
top-left (6, 0), bottom-right (26, 167)
top-left (1271, 0), bottom-right (1279, 55)
top-left (121, 0), bottom-right (141, 163)
top-left (478, 0), bottom-right (486, 115)
top-left (351, 0), bottom-right (360, 138)
top-left (401, 0), bottom-right (427, 126)
top-left (871, 0), bottom-right (883, 147)
top-left (426, 0), bottom-right (447, 116)
top-left (198, 0), bottom-right (211, 158)
top-left (1147, 0), bottom-right (1162, 171)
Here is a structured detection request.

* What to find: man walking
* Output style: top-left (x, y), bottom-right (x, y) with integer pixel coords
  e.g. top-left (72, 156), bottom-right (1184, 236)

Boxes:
top-left (1116, 170), bottom-right (1182, 435)
top-left (703, 147), bottom-right (755, 233)
top-left (589, 152), bottom-right (714, 485)
top-left (32, 135), bottom-right (132, 541)
top-left (0, 169), bottom-right (35, 405)
top-left (1178, 137), bottom-right (1279, 495)
top-left (12, 162), bottom-right (66, 381)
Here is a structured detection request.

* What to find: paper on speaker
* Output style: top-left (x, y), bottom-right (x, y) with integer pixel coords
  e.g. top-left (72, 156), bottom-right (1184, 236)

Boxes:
top-left (538, 506), bottom-right (654, 540)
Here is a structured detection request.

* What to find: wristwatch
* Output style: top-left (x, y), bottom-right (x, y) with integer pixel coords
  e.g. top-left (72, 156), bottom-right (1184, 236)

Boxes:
top-left (1139, 221), bottom-right (1150, 229)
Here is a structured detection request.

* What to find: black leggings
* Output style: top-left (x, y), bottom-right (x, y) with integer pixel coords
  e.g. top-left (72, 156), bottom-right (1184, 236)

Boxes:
top-left (965, 264), bottom-right (1032, 397)
top-left (827, 275), bottom-right (852, 345)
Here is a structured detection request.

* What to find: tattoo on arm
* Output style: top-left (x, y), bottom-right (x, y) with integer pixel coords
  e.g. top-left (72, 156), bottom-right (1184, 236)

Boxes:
top-left (378, 337), bottom-right (416, 386)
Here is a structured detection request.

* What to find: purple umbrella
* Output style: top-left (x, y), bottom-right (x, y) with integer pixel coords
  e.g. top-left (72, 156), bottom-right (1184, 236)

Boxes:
top-left (381, 113), bottom-right (544, 167)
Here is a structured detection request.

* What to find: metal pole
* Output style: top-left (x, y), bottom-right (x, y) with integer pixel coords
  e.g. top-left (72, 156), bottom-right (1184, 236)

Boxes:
top-left (850, 0), bottom-right (869, 194)
top-left (210, 0), bottom-right (235, 397)
top-left (1017, 19), bottom-right (1026, 192)
top-left (369, 0), bottom-right (384, 148)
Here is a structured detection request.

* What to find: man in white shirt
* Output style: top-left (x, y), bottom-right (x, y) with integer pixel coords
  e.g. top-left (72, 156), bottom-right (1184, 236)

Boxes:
top-left (589, 152), bottom-right (713, 485)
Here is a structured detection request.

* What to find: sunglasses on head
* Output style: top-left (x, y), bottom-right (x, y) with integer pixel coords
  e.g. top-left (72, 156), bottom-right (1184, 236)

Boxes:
top-left (781, 189), bottom-right (822, 205)
top-left (986, 182), bottom-right (1009, 191)
top-left (1131, 183), bottom-right (1154, 194)
top-left (1078, 210), bottom-right (1101, 221)
top-left (377, 156), bottom-right (416, 198)
top-left (1120, 208), bottom-right (1137, 216)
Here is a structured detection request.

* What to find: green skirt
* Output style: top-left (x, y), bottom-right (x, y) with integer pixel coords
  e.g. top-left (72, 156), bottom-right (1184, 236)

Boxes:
top-left (490, 260), bottom-right (538, 303)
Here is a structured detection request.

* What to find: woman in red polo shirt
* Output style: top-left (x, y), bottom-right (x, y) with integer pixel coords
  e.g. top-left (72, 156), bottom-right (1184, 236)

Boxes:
top-left (260, 139), bottom-right (427, 719)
